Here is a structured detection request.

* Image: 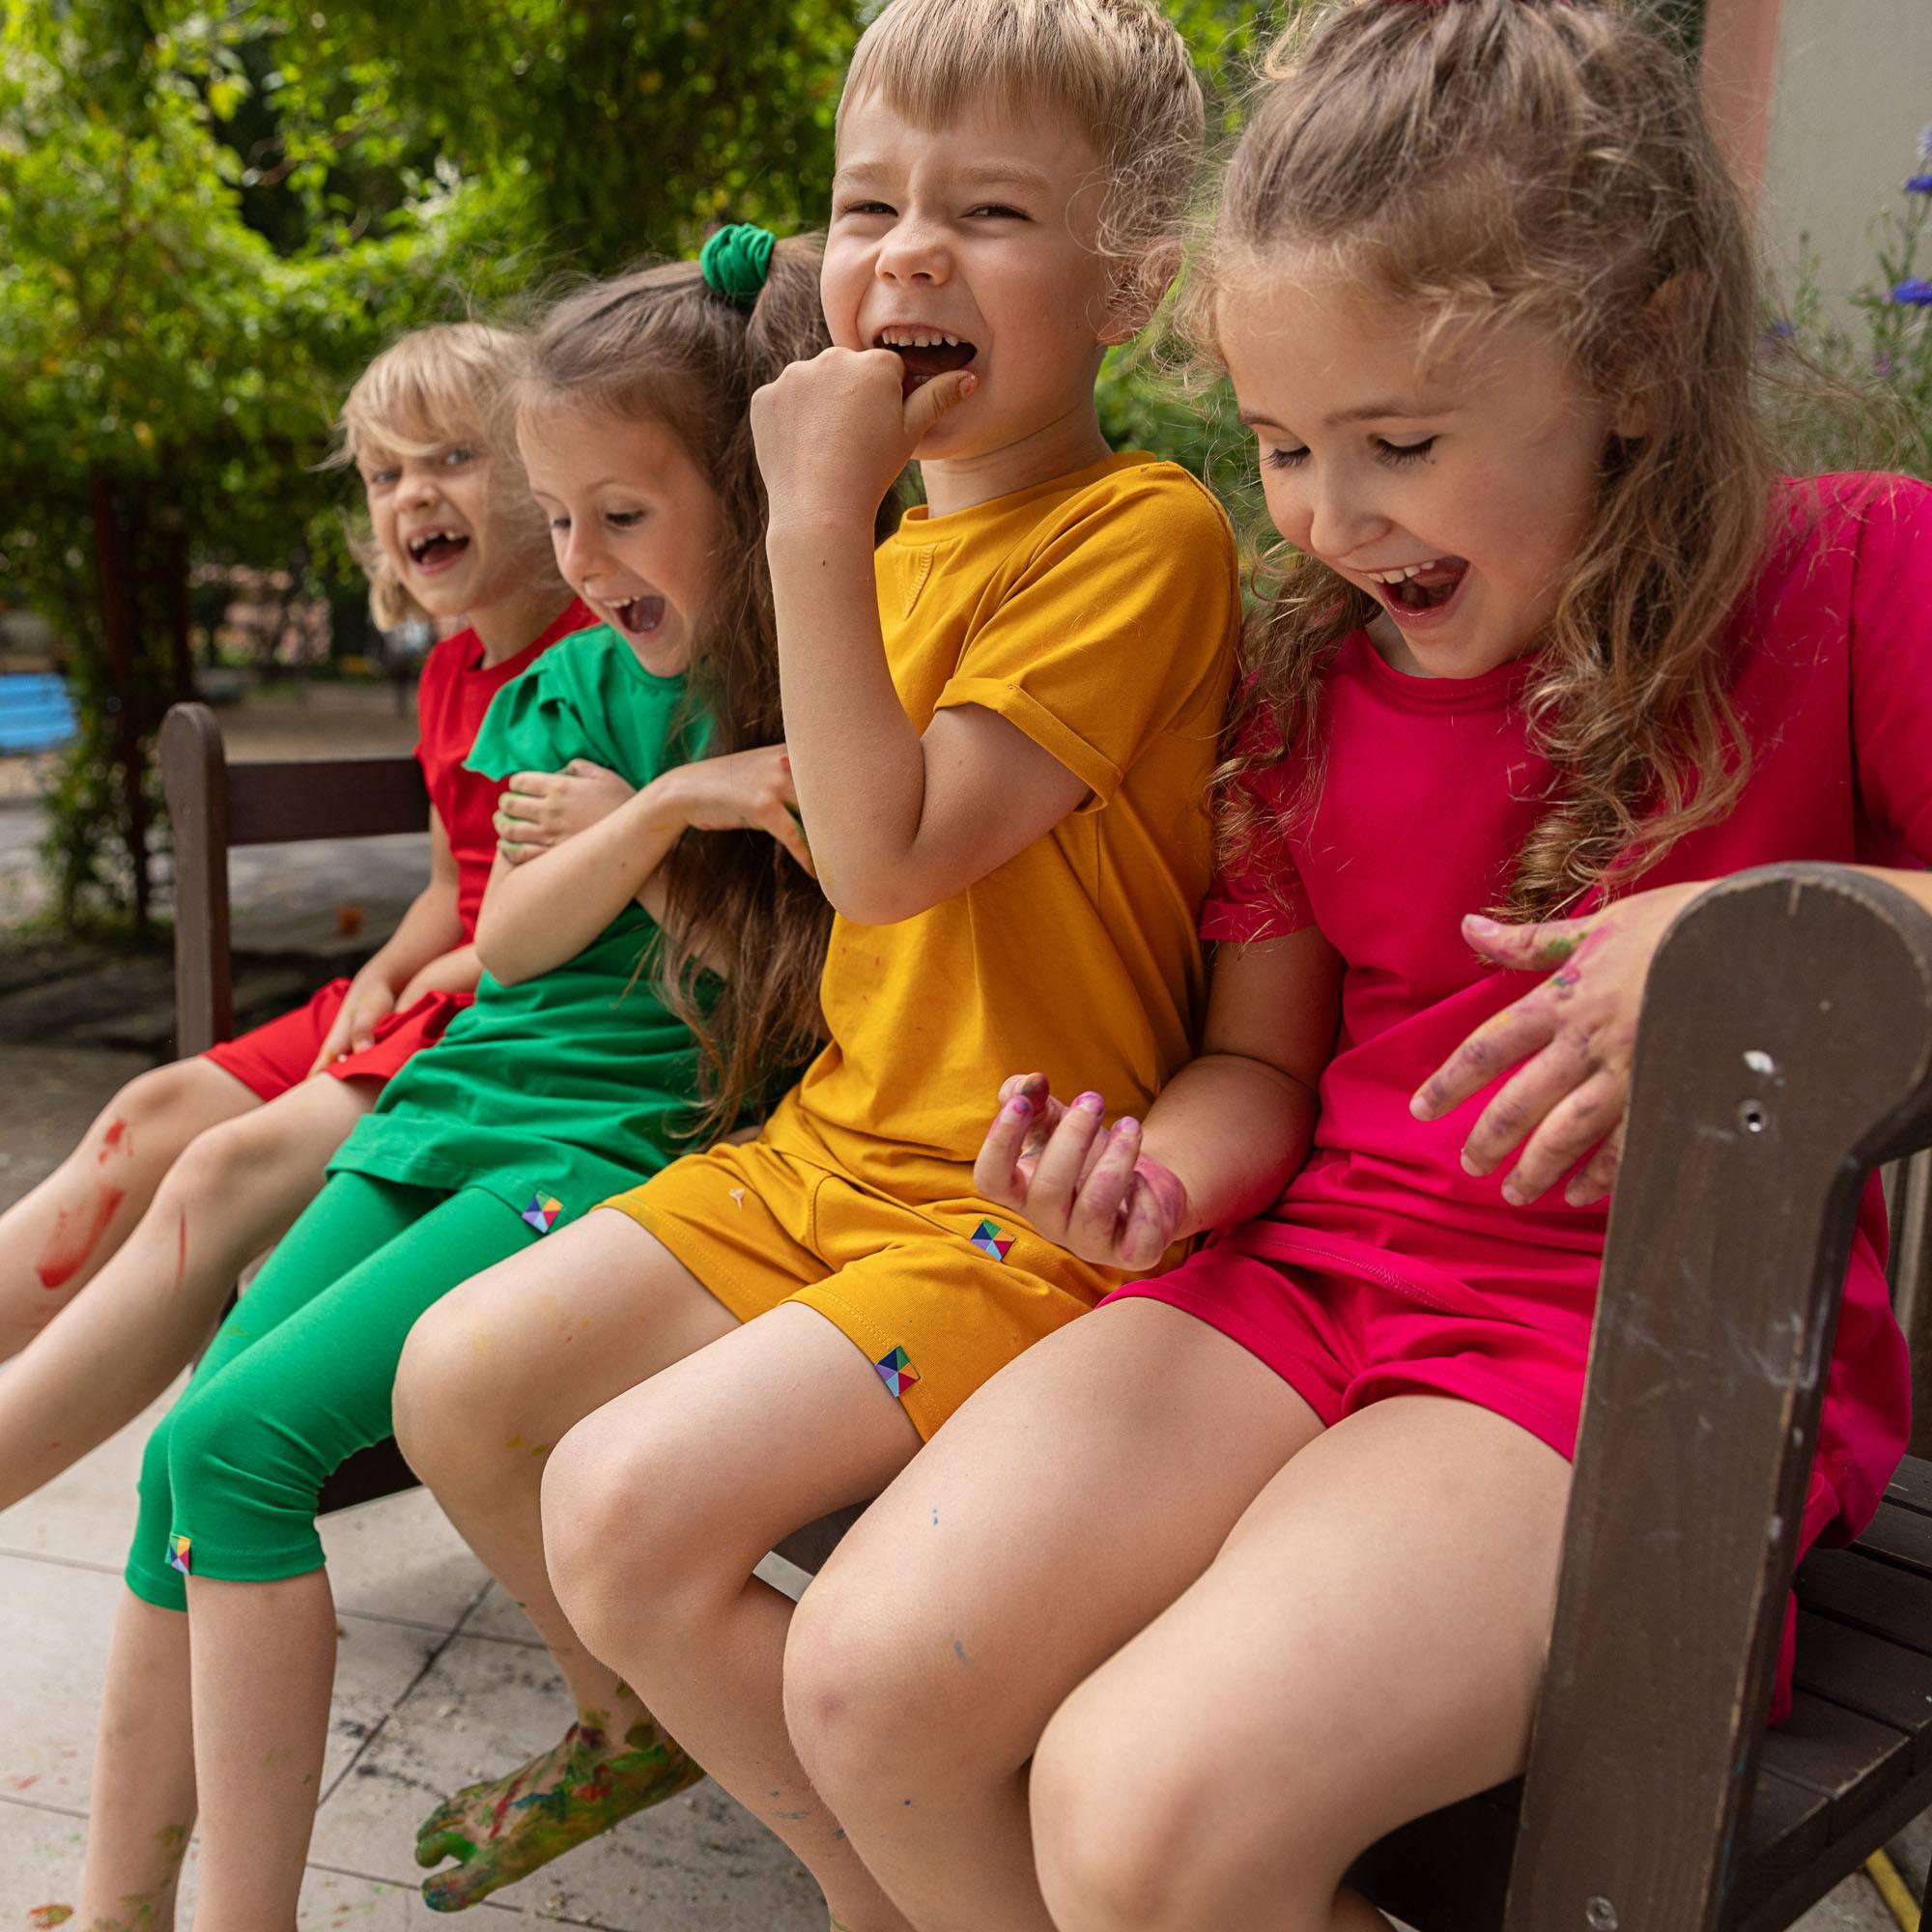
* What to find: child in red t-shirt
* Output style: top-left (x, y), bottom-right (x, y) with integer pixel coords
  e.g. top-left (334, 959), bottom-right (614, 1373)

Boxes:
top-left (0, 323), bottom-right (586, 1514)
top-left (777, 5), bottom-right (1932, 1929)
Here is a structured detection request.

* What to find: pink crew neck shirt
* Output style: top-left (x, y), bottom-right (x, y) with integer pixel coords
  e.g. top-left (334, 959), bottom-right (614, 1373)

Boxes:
top-left (1203, 472), bottom-right (1932, 1533)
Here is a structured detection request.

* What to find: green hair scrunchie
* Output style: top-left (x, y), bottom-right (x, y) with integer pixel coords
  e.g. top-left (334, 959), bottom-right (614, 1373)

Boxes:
top-left (699, 224), bottom-right (777, 311)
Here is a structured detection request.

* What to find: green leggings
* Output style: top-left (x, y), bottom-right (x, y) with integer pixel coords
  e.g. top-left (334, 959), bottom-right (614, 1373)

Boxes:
top-left (126, 1171), bottom-right (534, 1612)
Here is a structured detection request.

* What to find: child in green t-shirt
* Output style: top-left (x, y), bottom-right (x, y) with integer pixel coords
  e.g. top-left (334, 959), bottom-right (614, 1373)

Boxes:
top-left (69, 238), bottom-right (835, 1929)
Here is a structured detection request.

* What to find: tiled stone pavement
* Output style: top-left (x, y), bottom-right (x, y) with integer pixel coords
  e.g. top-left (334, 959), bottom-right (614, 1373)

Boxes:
top-left (0, 1385), bottom-right (828, 1929)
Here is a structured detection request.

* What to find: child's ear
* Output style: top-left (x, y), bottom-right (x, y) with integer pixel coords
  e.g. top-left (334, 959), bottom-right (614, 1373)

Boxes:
top-left (1098, 240), bottom-right (1183, 347)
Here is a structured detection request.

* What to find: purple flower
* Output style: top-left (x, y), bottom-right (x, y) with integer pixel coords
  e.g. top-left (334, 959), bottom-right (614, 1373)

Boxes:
top-left (1921, 123), bottom-right (1932, 163)
top-left (1874, 352), bottom-right (1896, 379)
top-left (1893, 278), bottom-right (1932, 306)
top-left (1908, 173), bottom-right (1932, 195)
top-left (1756, 318), bottom-right (1798, 358)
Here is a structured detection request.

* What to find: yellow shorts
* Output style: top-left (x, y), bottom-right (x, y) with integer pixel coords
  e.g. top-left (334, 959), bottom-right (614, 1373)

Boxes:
top-left (599, 1139), bottom-right (1116, 1439)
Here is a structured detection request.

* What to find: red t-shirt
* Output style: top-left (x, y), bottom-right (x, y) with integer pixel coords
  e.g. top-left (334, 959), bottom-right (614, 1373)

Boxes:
top-left (415, 598), bottom-right (593, 939)
top-left (1206, 473), bottom-right (1930, 1538)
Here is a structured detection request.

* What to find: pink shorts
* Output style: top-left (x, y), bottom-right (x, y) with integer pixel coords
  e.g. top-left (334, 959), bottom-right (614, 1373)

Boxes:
top-left (203, 978), bottom-right (470, 1103)
top-left (1108, 1240), bottom-right (1846, 1723)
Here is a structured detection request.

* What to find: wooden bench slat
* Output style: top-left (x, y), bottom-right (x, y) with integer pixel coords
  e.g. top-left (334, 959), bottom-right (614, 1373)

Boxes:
top-left (1879, 1456), bottom-right (1932, 1520)
top-left (1735, 1767), bottom-right (1833, 1911)
top-left (1849, 1498), bottom-right (1932, 1579)
top-left (1791, 1610), bottom-right (1932, 1766)
top-left (1795, 1546), bottom-right (1932, 1657)
top-left (1756, 1689), bottom-right (1912, 1827)
top-left (227, 756), bottom-right (426, 847)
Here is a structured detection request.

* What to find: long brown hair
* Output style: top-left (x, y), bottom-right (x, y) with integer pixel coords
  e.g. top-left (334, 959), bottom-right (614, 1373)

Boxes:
top-left (1199, 0), bottom-right (1775, 920)
top-left (518, 240), bottom-right (837, 1134)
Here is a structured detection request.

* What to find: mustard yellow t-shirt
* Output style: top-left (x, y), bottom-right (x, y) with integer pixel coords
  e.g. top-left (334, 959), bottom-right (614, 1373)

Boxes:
top-left (763, 449), bottom-right (1240, 1197)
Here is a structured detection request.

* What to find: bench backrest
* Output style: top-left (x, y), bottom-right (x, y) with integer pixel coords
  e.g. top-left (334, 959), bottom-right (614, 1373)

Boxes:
top-left (159, 702), bottom-right (426, 1056)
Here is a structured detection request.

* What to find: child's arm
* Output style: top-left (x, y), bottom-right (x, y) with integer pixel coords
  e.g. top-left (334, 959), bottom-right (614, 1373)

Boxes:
top-left (473, 746), bottom-right (810, 988)
top-left (973, 925), bottom-right (1345, 1268)
top-left (754, 353), bottom-right (1089, 926)
top-left (307, 810), bottom-right (469, 1074)
top-left (1418, 867), bottom-right (1932, 1209)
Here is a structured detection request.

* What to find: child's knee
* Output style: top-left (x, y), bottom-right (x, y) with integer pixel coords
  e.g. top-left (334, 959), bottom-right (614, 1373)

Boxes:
top-left (1032, 1690), bottom-right (1257, 1932)
top-left (782, 1565), bottom-right (988, 1808)
top-left (392, 1293), bottom-right (510, 1489)
top-left (540, 1411), bottom-right (715, 1664)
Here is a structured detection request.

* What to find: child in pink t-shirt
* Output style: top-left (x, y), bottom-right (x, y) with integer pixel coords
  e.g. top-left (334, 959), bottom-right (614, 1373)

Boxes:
top-left (773, 5), bottom-right (1932, 1930)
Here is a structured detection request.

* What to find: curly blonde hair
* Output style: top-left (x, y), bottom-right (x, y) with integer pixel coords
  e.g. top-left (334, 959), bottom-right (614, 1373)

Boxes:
top-left (1199, 0), bottom-right (1775, 921)
top-left (335, 323), bottom-right (554, 632)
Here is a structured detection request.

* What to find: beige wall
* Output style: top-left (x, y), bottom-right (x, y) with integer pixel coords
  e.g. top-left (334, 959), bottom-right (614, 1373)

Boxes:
top-left (1754, 0), bottom-right (1932, 324)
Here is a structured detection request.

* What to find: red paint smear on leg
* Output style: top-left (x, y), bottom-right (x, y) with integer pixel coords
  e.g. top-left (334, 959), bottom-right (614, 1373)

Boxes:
top-left (36, 1185), bottom-right (127, 1290)
top-left (175, 1208), bottom-right (188, 1294)
top-left (97, 1117), bottom-right (129, 1164)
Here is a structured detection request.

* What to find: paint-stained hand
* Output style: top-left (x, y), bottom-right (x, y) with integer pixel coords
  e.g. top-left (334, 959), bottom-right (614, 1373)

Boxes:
top-left (1409, 880), bottom-right (1707, 1207)
top-left (496, 760), bottom-right (636, 866)
top-left (752, 346), bottom-right (977, 524)
top-left (307, 975), bottom-right (397, 1076)
top-left (974, 1072), bottom-right (1188, 1271)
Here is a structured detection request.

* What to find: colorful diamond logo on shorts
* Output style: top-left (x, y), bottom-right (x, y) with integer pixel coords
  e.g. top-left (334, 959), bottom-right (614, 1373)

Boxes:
top-left (969, 1218), bottom-right (1014, 1263)
top-left (522, 1195), bottom-right (563, 1235)
top-left (874, 1347), bottom-right (920, 1399)
top-left (166, 1534), bottom-right (192, 1576)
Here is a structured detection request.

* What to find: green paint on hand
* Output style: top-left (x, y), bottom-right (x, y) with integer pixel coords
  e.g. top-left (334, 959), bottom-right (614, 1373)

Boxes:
top-left (414, 1712), bottom-right (704, 1911)
top-left (28, 1908), bottom-right (74, 1929)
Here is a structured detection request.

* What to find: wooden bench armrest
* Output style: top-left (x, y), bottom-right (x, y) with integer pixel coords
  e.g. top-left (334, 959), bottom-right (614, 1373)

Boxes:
top-left (1504, 865), bottom-right (1932, 1931)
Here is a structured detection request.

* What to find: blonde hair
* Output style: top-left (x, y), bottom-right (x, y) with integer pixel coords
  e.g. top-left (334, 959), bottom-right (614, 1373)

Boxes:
top-left (840, 0), bottom-right (1207, 280)
top-left (518, 240), bottom-right (838, 1138)
top-left (335, 323), bottom-right (552, 631)
top-left (1203, 0), bottom-right (1775, 921)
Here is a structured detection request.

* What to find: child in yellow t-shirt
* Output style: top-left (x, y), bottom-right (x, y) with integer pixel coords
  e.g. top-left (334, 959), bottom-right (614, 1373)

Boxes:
top-left (392, 2), bottom-right (1239, 1918)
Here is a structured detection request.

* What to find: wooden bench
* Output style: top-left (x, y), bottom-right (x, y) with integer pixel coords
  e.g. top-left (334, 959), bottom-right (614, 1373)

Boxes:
top-left (1351, 866), bottom-right (1932, 1931)
top-left (163, 699), bottom-right (1932, 1918)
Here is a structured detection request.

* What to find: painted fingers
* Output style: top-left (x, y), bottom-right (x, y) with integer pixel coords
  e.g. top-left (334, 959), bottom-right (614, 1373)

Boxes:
top-left (974, 1075), bottom-right (1186, 1269)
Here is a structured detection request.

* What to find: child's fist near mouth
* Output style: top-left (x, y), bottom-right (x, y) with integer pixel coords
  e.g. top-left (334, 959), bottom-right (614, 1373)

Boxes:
top-left (752, 346), bottom-right (977, 525)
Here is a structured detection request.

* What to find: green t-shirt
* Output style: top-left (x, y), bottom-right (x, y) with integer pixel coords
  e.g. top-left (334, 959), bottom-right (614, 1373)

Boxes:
top-left (329, 624), bottom-right (713, 1230)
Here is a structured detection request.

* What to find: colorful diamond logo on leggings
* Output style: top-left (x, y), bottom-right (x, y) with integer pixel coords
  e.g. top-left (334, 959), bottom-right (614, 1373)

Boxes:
top-left (166, 1534), bottom-right (192, 1576)
top-left (522, 1195), bottom-right (563, 1235)
top-left (969, 1219), bottom-right (1014, 1263)
top-left (874, 1347), bottom-right (919, 1399)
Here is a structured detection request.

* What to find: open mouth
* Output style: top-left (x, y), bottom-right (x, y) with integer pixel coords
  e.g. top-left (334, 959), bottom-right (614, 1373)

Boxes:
top-left (406, 529), bottom-right (470, 573)
top-left (1364, 556), bottom-right (1469, 616)
top-left (610, 594), bottom-right (667, 639)
top-left (874, 327), bottom-right (978, 398)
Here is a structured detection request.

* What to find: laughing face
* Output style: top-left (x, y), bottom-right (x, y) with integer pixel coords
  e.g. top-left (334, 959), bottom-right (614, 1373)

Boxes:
top-left (515, 402), bottom-right (723, 678)
top-left (1218, 269), bottom-right (1618, 679)
top-left (358, 432), bottom-right (531, 622)
top-left (822, 89), bottom-right (1132, 475)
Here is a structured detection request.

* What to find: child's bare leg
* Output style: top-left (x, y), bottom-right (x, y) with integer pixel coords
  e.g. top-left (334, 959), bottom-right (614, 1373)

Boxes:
top-left (76, 1591), bottom-right (197, 1932)
top-left (0, 1060), bottom-right (259, 1357)
top-left (543, 1303), bottom-right (926, 1932)
top-left (783, 1299), bottom-right (1324, 1932)
top-left (0, 1074), bottom-right (373, 1509)
top-left (394, 1212), bottom-right (737, 1907)
top-left (1030, 1394), bottom-right (1570, 1932)
top-left (184, 1571), bottom-right (336, 1932)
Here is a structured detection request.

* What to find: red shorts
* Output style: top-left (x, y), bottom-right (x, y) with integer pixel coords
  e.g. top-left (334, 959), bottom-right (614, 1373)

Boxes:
top-left (1108, 1241), bottom-right (1847, 1723)
top-left (202, 978), bottom-right (470, 1104)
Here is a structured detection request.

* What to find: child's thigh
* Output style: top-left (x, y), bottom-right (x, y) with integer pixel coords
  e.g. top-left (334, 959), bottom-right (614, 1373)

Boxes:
top-left (1035, 1392), bottom-right (1572, 1890)
top-left (789, 1298), bottom-right (1325, 1768)
top-left (395, 1206), bottom-right (740, 1452)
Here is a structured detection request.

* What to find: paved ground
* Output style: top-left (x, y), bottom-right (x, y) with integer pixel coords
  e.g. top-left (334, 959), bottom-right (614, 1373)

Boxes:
top-left (0, 683), bottom-right (1923, 1928)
